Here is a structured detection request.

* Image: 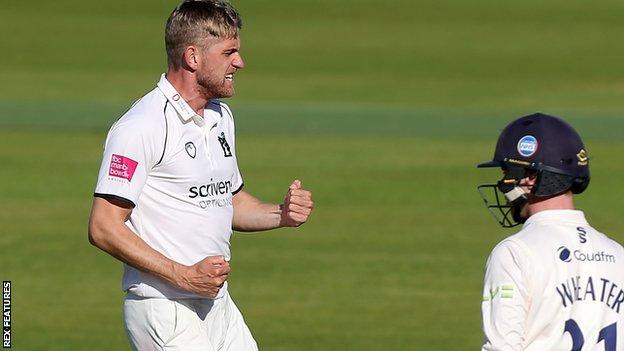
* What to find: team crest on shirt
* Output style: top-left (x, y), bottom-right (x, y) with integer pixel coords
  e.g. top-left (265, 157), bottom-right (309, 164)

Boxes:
top-left (185, 142), bottom-right (196, 159)
top-left (218, 132), bottom-right (232, 157)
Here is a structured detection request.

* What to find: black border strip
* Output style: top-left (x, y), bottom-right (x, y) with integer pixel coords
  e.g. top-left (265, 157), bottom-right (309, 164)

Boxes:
top-left (155, 101), bottom-right (169, 167)
top-left (232, 183), bottom-right (244, 195)
top-left (94, 193), bottom-right (136, 208)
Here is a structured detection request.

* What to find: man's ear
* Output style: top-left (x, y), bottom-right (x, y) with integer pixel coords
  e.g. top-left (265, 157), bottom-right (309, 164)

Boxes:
top-left (182, 46), bottom-right (200, 71)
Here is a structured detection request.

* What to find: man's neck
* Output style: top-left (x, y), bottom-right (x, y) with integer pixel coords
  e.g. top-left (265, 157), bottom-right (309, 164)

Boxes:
top-left (165, 69), bottom-right (209, 117)
top-left (527, 191), bottom-right (575, 217)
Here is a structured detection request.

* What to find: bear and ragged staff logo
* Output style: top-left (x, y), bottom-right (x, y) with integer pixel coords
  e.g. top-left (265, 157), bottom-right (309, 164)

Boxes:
top-left (218, 132), bottom-right (232, 157)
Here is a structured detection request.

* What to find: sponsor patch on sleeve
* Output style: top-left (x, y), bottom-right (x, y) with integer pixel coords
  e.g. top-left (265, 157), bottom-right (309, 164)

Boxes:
top-left (108, 154), bottom-right (138, 181)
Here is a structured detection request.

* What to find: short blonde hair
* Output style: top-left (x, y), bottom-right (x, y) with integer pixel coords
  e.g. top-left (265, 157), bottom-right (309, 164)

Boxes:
top-left (165, 0), bottom-right (242, 69)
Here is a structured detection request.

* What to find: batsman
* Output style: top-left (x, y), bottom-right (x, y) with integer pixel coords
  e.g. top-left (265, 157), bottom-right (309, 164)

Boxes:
top-left (477, 113), bottom-right (624, 350)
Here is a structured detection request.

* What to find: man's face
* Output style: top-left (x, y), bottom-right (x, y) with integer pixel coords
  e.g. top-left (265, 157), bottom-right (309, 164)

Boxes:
top-left (510, 173), bottom-right (536, 222)
top-left (196, 36), bottom-right (245, 99)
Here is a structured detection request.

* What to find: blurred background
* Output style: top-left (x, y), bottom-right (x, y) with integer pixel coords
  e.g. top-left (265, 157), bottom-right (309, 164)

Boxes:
top-left (1, 0), bottom-right (624, 349)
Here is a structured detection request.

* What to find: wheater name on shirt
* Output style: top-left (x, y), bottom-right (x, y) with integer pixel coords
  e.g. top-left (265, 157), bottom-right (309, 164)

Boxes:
top-left (556, 275), bottom-right (624, 312)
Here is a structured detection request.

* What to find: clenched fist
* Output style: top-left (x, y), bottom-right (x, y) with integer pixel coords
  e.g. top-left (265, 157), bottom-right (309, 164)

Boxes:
top-left (177, 255), bottom-right (230, 298)
top-left (279, 180), bottom-right (313, 227)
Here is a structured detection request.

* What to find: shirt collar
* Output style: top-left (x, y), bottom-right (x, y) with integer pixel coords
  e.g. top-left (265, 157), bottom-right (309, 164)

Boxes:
top-left (522, 209), bottom-right (589, 229)
top-left (156, 74), bottom-right (219, 128)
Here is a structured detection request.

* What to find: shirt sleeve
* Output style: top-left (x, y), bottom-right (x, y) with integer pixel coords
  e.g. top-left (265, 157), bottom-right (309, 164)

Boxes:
top-left (94, 115), bottom-right (164, 207)
top-left (481, 239), bottom-right (532, 351)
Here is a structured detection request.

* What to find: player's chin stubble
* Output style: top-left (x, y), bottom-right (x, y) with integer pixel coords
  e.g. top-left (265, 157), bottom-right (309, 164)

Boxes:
top-left (197, 73), bottom-right (233, 99)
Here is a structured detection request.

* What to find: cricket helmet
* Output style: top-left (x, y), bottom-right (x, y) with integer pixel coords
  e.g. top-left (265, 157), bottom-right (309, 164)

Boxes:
top-left (477, 112), bottom-right (590, 227)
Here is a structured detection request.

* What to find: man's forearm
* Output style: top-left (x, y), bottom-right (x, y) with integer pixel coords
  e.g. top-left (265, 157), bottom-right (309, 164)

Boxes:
top-left (232, 184), bottom-right (313, 232)
top-left (232, 192), bottom-right (282, 231)
top-left (88, 198), bottom-right (186, 288)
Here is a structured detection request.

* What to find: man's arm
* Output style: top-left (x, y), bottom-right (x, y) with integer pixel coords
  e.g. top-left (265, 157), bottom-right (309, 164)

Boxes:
top-left (481, 240), bottom-right (530, 351)
top-left (232, 179), bottom-right (313, 232)
top-left (88, 197), bottom-right (230, 298)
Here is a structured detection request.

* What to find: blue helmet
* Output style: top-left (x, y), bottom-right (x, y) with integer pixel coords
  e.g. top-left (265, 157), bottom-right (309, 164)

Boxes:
top-left (477, 113), bottom-right (590, 227)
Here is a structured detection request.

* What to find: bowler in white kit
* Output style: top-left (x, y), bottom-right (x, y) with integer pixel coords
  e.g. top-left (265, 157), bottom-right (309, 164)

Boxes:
top-left (87, 1), bottom-right (313, 350)
top-left (477, 113), bottom-right (624, 350)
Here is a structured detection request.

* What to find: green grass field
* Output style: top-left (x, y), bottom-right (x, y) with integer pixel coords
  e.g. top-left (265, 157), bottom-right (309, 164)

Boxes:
top-left (2, 1), bottom-right (624, 350)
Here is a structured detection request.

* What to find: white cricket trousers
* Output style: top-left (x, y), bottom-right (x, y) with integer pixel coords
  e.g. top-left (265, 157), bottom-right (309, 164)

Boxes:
top-left (123, 291), bottom-right (258, 351)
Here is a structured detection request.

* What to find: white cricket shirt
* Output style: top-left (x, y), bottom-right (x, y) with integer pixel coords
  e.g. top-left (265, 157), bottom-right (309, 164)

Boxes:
top-left (94, 74), bottom-right (243, 299)
top-left (481, 210), bottom-right (624, 350)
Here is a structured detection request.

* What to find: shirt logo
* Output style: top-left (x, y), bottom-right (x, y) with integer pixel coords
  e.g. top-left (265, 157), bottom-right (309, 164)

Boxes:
top-left (108, 154), bottom-right (138, 181)
top-left (517, 135), bottom-right (538, 157)
top-left (558, 246), bottom-right (572, 262)
top-left (218, 132), bottom-right (232, 157)
top-left (482, 284), bottom-right (514, 301)
top-left (189, 179), bottom-right (234, 209)
top-left (577, 149), bottom-right (588, 166)
top-left (557, 246), bottom-right (615, 263)
top-left (185, 142), bottom-right (196, 159)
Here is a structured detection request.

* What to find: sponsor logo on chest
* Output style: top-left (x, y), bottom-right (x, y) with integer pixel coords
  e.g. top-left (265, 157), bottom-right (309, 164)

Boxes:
top-left (188, 178), bottom-right (233, 209)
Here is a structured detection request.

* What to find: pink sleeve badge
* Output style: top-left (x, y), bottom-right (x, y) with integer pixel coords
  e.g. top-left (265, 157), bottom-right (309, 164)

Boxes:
top-left (109, 154), bottom-right (138, 181)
